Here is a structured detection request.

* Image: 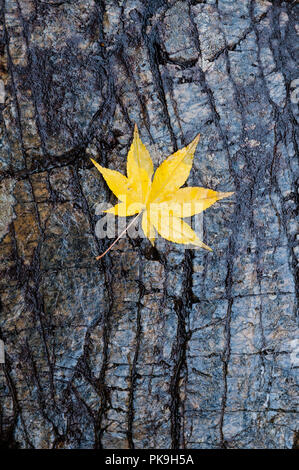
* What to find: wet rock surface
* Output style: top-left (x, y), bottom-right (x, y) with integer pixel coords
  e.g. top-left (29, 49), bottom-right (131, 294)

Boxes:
top-left (0, 0), bottom-right (298, 449)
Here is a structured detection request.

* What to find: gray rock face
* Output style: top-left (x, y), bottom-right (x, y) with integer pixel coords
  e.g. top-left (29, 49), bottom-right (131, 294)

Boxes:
top-left (0, 0), bottom-right (298, 449)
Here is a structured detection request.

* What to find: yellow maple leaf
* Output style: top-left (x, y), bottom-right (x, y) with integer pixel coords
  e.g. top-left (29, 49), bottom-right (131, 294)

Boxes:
top-left (91, 125), bottom-right (233, 258)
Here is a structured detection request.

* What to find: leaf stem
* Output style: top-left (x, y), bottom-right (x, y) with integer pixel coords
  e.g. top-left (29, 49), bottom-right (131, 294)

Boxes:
top-left (96, 212), bottom-right (142, 260)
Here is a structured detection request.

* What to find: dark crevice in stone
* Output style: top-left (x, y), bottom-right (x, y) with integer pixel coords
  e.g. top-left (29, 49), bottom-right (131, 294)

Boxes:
top-left (127, 254), bottom-right (145, 449)
top-left (170, 250), bottom-right (193, 449)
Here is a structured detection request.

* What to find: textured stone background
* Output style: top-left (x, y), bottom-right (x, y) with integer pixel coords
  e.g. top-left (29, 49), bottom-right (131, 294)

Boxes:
top-left (0, 0), bottom-right (298, 449)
